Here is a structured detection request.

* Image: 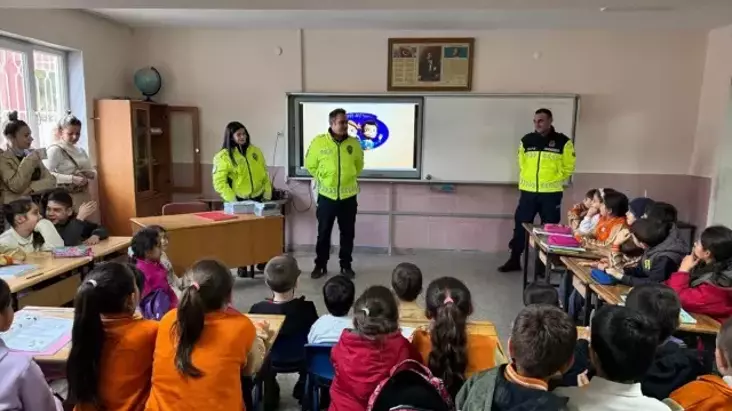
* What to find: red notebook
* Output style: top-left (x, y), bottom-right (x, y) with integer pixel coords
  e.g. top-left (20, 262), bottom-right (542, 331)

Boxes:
top-left (193, 211), bottom-right (237, 221)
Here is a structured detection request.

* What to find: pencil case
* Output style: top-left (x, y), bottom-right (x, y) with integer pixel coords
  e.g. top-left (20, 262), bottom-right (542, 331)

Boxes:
top-left (52, 246), bottom-right (92, 258)
top-left (591, 269), bottom-right (618, 285)
top-left (544, 224), bottom-right (572, 234)
top-left (548, 235), bottom-right (581, 248)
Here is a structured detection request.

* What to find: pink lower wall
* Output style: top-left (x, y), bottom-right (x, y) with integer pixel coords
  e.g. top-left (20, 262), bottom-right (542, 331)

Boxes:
top-left (175, 164), bottom-right (710, 252)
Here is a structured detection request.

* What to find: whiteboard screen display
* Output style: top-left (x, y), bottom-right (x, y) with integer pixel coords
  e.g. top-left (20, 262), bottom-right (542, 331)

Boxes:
top-left (301, 102), bottom-right (419, 171)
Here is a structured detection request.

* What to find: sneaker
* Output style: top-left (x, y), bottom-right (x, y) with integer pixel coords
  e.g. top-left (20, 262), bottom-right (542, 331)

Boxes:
top-left (498, 257), bottom-right (522, 273)
top-left (340, 267), bottom-right (356, 280)
top-left (311, 266), bottom-right (327, 279)
top-left (237, 267), bottom-right (253, 278)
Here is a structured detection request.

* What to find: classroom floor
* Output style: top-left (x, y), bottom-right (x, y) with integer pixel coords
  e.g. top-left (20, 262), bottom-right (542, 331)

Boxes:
top-left (229, 250), bottom-right (526, 410)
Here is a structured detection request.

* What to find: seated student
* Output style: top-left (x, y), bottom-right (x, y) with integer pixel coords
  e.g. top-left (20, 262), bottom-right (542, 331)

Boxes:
top-left (576, 188), bottom-right (616, 236)
top-left (523, 281), bottom-right (560, 306)
top-left (647, 201), bottom-right (688, 248)
top-left (146, 225), bottom-right (187, 292)
top-left (411, 277), bottom-right (505, 398)
top-left (45, 189), bottom-right (108, 246)
top-left (146, 260), bottom-right (268, 410)
top-left (249, 255), bottom-right (318, 406)
top-left (391, 262), bottom-right (426, 320)
top-left (607, 219), bottom-right (687, 286)
top-left (555, 305), bottom-right (668, 411)
top-left (568, 189), bottom-right (599, 231)
top-left (625, 283), bottom-right (704, 400)
top-left (0, 198), bottom-right (64, 252)
top-left (0, 278), bottom-right (63, 410)
top-left (609, 197), bottom-right (656, 266)
top-left (308, 275), bottom-right (355, 344)
top-left (522, 283), bottom-right (590, 388)
top-left (666, 316), bottom-right (732, 410)
top-left (667, 225), bottom-right (732, 322)
top-left (579, 190), bottom-right (629, 249)
top-left (130, 228), bottom-right (178, 315)
top-left (330, 285), bottom-right (422, 411)
top-left (627, 197), bottom-right (654, 226)
top-left (67, 262), bottom-right (158, 411)
top-left (455, 305), bottom-right (575, 411)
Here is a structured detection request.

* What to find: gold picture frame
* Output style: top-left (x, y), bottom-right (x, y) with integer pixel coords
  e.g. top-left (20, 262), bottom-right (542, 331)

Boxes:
top-left (388, 37), bottom-right (475, 92)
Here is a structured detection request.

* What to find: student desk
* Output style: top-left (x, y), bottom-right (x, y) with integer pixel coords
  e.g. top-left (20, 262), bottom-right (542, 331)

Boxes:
top-left (5, 254), bottom-right (90, 310)
top-left (522, 223), bottom-right (603, 289)
top-left (90, 236), bottom-right (132, 261)
top-left (562, 256), bottom-right (721, 335)
top-left (24, 306), bottom-right (286, 365)
top-left (130, 213), bottom-right (284, 275)
top-left (400, 318), bottom-right (507, 359)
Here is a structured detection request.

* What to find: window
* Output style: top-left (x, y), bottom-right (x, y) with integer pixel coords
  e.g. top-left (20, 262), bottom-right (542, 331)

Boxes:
top-left (0, 37), bottom-right (68, 148)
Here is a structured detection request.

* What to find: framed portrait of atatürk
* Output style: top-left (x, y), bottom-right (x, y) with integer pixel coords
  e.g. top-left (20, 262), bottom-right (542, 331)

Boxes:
top-left (388, 37), bottom-right (475, 91)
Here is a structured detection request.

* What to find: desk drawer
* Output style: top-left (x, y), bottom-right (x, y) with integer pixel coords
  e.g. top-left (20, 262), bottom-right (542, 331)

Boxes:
top-left (18, 274), bottom-right (81, 308)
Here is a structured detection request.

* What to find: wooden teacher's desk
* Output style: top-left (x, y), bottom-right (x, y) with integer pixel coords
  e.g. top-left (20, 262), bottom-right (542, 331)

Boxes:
top-left (130, 213), bottom-right (284, 275)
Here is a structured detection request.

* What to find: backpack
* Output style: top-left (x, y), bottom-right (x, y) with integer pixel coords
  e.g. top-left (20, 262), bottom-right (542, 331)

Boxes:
top-left (140, 288), bottom-right (173, 321)
top-left (367, 359), bottom-right (454, 411)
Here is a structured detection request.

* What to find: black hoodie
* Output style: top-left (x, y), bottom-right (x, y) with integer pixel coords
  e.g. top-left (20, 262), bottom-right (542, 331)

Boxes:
top-left (621, 224), bottom-right (689, 286)
top-left (640, 339), bottom-right (703, 400)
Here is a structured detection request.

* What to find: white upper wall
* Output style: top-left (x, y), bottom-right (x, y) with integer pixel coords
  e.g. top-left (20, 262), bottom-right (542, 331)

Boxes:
top-left (130, 27), bottom-right (706, 175)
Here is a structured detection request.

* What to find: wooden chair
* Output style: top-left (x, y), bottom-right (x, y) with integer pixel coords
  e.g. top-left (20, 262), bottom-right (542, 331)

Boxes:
top-left (161, 201), bottom-right (209, 216)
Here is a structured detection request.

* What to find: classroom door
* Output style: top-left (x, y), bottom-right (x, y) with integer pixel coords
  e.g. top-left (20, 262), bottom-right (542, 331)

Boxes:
top-left (711, 83), bottom-right (732, 227)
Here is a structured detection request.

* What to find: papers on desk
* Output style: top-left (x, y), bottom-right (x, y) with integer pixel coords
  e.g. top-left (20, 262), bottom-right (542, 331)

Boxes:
top-left (532, 228), bottom-right (574, 238)
top-left (401, 327), bottom-right (416, 341)
top-left (0, 310), bottom-right (72, 355)
top-left (547, 245), bottom-right (587, 253)
top-left (0, 264), bottom-right (38, 279)
top-left (619, 295), bottom-right (698, 324)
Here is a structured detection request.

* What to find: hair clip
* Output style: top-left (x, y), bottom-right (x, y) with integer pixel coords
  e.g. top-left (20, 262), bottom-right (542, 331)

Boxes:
top-left (87, 279), bottom-right (97, 287)
top-left (361, 307), bottom-right (370, 316)
top-left (190, 281), bottom-right (200, 291)
top-left (444, 296), bottom-right (454, 305)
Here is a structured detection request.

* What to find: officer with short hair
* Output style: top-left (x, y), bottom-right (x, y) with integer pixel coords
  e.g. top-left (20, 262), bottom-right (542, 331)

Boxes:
top-left (305, 108), bottom-right (364, 279)
top-left (499, 108), bottom-right (576, 272)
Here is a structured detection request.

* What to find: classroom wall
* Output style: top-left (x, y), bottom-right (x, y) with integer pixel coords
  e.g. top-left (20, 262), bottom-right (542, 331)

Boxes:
top-left (131, 28), bottom-right (713, 252)
top-left (690, 24), bottom-right (732, 225)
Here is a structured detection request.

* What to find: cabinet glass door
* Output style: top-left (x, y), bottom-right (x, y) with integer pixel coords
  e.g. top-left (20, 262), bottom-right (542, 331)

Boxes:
top-left (132, 106), bottom-right (153, 195)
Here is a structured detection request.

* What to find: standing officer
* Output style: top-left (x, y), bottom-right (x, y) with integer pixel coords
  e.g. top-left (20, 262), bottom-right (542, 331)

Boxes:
top-left (305, 108), bottom-right (364, 279)
top-left (499, 108), bottom-right (576, 272)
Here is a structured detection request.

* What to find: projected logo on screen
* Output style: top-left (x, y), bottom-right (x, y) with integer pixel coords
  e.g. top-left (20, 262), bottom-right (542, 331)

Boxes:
top-left (346, 112), bottom-right (390, 151)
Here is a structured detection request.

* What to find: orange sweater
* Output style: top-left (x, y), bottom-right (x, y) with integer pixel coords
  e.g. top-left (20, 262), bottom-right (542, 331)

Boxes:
top-left (666, 375), bottom-right (732, 410)
top-left (411, 329), bottom-right (506, 378)
top-left (145, 309), bottom-right (257, 411)
top-left (579, 215), bottom-right (627, 249)
top-left (74, 316), bottom-right (158, 411)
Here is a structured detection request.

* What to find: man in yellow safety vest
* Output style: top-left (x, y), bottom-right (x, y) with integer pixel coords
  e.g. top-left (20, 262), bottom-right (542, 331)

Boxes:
top-left (305, 108), bottom-right (364, 279)
top-left (499, 108), bottom-right (576, 272)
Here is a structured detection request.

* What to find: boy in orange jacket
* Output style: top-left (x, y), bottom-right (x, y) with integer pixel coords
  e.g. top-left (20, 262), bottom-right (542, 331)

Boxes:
top-left (665, 317), bottom-right (732, 410)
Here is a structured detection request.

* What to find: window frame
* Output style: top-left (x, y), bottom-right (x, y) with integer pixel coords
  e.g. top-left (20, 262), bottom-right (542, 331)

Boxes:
top-left (0, 35), bottom-right (69, 148)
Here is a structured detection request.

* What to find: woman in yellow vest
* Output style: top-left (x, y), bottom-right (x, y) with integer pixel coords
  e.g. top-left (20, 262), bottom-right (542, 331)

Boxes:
top-left (212, 121), bottom-right (272, 277)
top-left (212, 121), bottom-right (272, 203)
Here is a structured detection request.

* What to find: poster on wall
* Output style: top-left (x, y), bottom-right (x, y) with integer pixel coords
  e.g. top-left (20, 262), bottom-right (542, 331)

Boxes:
top-left (388, 37), bottom-right (475, 92)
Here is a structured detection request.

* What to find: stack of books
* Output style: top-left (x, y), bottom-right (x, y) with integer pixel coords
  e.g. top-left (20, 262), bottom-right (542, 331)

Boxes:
top-left (254, 202), bottom-right (281, 217)
top-left (224, 201), bottom-right (256, 215)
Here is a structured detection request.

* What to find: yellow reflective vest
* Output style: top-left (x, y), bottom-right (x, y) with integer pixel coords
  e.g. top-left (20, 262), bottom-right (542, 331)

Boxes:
top-left (305, 132), bottom-right (364, 201)
top-left (212, 145), bottom-right (272, 202)
top-left (517, 130), bottom-right (576, 193)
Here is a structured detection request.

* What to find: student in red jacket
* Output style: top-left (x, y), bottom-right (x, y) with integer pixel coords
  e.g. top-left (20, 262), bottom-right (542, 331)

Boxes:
top-left (329, 285), bottom-right (421, 411)
top-left (666, 225), bottom-right (732, 323)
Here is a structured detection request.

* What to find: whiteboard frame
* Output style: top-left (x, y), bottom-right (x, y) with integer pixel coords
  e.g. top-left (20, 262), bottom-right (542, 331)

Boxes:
top-left (286, 92), bottom-right (580, 184)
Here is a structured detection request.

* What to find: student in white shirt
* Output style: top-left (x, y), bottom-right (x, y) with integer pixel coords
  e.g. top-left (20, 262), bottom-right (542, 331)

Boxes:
top-left (308, 276), bottom-right (355, 344)
top-left (555, 305), bottom-right (669, 411)
top-left (0, 199), bottom-right (64, 253)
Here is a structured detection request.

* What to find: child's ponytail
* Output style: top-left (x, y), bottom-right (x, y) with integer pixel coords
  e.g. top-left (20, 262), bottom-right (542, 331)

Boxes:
top-left (352, 285), bottom-right (399, 338)
top-left (67, 262), bottom-right (137, 406)
top-left (173, 259), bottom-right (234, 378)
top-left (175, 283), bottom-right (207, 378)
top-left (424, 277), bottom-right (471, 397)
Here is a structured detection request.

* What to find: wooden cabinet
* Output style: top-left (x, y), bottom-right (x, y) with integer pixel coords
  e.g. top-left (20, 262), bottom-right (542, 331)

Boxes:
top-left (94, 100), bottom-right (201, 235)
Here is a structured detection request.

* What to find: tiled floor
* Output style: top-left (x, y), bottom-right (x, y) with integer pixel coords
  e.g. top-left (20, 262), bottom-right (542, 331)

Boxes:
top-left (231, 250), bottom-right (526, 410)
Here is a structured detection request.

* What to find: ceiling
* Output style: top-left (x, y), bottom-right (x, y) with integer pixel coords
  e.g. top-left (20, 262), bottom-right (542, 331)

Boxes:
top-left (88, 7), bottom-right (732, 30)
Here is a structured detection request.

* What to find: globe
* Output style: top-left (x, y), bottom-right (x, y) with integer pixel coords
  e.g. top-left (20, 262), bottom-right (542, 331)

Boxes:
top-left (134, 66), bottom-right (162, 101)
